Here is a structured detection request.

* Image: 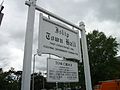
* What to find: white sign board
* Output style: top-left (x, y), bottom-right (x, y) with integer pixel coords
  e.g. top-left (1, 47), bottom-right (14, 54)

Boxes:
top-left (47, 58), bottom-right (79, 82)
top-left (38, 14), bottom-right (81, 61)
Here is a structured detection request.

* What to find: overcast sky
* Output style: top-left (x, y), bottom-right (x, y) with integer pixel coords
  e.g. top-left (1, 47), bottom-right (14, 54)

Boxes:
top-left (0, 0), bottom-right (120, 71)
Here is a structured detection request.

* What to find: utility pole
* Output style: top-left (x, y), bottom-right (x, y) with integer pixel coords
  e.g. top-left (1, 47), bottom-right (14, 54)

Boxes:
top-left (21, 0), bottom-right (36, 90)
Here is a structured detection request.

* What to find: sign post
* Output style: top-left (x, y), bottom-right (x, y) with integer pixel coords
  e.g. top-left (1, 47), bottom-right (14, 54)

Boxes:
top-left (80, 22), bottom-right (92, 90)
top-left (24, 1), bottom-right (92, 90)
top-left (21, 0), bottom-right (36, 90)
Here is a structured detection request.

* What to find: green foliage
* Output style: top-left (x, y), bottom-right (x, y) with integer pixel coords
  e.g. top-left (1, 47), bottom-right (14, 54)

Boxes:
top-left (0, 72), bottom-right (19, 90)
top-left (0, 68), bottom-right (21, 90)
top-left (86, 30), bottom-right (120, 86)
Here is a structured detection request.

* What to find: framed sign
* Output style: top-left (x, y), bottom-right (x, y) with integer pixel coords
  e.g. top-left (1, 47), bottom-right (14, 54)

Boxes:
top-left (38, 14), bottom-right (81, 61)
top-left (47, 58), bottom-right (79, 82)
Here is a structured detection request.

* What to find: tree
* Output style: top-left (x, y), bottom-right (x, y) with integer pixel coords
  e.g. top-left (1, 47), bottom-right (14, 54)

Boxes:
top-left (0, 68), bottom-right (21, 90)
top-left (86, 30), bottom-right (120, 86)
top-left (32, 72), bottom-right (56, 90)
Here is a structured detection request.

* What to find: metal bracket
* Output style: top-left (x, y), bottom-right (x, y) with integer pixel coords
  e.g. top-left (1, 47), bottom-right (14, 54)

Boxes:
top-left (37, 49), bottom-right (41, 56)
top-left (25, 0), bottom-right (36, 7)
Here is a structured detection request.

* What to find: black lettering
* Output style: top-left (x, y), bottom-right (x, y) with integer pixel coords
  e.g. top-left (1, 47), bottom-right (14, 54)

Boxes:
top-left (55, 27), bottom-right (69, 38)
top-left (66, 39), bottom-right (76, 47)
top-left (55, 37), bottom-right (59, 42)
top-left (55, 27), bottom-right (59, 33)
top-left (60, 39), bottom-right (63, 43)
top-left (46, 32), bottom-right (50, 40)
top-left (67, 33), bottom-right (69, 38)
top-left (66, 39), bottom-right (69, 45)
top-left (62, 30), bottom-right (64, 35)
top-left (51, 36), bottom-right (54, 41)
top-left (69, 42), bottom-right (72, 46)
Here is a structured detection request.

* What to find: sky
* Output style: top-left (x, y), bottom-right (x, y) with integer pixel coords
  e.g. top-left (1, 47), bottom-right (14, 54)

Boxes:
top-left (0, 0), bottom-right (120, 71)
